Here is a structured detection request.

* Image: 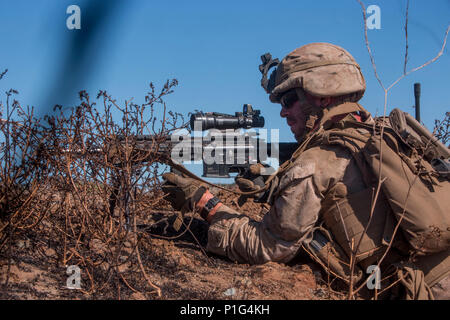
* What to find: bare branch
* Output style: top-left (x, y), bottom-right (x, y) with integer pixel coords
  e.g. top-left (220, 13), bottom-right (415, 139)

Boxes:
top-left (403, 0), bottom-right (410, 75)
top-left (352, 0), bottom-right (450, 300)
top-left (0, 69), bottom-right (7, 80)
top-left (389, 24), bottom-right (450, 91)
top-left (357, 0), bottom-right (386, 91)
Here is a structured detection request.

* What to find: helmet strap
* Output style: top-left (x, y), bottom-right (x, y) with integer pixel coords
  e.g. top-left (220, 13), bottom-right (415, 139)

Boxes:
top-left (305, 114), bottom-right (319, 131)
top-left (292, 88), bottom-right (324, 142)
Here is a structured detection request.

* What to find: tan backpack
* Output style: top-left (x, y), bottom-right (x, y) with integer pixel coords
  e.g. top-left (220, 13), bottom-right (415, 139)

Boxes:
top-left (321, 106), bottom-right (450, 256)
top-left (294, 103), bottom-right (450, 288)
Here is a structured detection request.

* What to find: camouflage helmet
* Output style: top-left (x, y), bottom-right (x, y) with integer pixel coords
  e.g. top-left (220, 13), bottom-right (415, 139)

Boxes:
top-left (269, 43), bottom-right (366, 103)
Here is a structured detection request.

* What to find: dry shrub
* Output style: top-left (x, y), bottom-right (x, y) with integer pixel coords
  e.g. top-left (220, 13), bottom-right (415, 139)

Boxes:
top-left (1, 77), bottom-right (190, 298)
top-left (434, 112), bottom-right (449, 146)
top-left (0, 85), bottom-right (51, 252)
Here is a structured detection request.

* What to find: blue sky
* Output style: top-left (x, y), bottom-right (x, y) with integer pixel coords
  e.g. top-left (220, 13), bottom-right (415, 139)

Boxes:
top-left (0, 0), bottom-right (449, 179)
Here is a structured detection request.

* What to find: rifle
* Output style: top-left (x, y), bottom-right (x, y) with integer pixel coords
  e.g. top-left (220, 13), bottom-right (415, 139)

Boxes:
top-left (182, 104), bottom-right (297, 177)
top-left (59, 104), bottom-right (298, 225)
top-left (108, 104), bottom-right (298, 178)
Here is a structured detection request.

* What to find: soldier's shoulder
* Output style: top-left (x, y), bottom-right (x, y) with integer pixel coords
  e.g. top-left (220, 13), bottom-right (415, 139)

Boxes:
top-left (291, 143), bottom-right (353, 165)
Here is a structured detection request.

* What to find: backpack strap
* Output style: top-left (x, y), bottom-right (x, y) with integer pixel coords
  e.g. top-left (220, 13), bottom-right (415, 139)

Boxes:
top-left (273, 103), bottom-right (373, 181)
top-left (319, 102), bottom-right (370, 129)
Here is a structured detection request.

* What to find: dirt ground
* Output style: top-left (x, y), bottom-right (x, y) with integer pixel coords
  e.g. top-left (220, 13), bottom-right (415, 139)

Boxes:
top-left (0, 186), bottom-right (347, 300)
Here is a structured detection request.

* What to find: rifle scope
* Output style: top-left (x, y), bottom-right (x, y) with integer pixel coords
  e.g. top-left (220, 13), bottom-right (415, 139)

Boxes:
top-left (190, 104), bottom-right (265, 131)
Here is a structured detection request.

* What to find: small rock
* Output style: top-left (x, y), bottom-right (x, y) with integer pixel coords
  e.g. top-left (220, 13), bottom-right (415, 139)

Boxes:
top-left (313, 288), bottom-right (327, 298)
top-left (45, 248), bottom-right (56, 257)
top-left (223, 287), bottom-right (237, 297)
top-left (17, 239), bottom-right (30, 249)
top-left (17, 240), bottom-right (25, 249)
top-left (177, 256), bottom-right (189, 266)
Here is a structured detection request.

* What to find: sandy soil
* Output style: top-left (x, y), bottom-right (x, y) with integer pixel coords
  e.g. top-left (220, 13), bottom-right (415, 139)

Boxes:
top-left (0, 186), bottom-right (346, 300)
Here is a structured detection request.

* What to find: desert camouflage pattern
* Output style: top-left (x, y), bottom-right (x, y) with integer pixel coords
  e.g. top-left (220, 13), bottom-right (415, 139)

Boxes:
top-left (206, 143), bottom-right (365, 263)
top-left (206, 140), bottom-right (449, 299)
top-left (205, 42), bottom-right (448, 298)
top-left (205, 102), bottom-right (449, 299)
top-left (269, 43), bottom-right (366, 103)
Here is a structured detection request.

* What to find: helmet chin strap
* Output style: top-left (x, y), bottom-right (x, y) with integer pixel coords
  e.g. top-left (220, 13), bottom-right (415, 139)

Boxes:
top-left (294, 111), bottom-right (321, 143)
top-left (294, 88), bottom-right (324, 143)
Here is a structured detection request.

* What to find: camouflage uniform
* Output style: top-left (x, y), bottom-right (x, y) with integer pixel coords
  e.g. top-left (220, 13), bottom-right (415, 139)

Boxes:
top-left (203, 43), bottom-right (449, 299)
top-left (206, 43), bottom-right (367, 265)
top-left (206, 144), bottom-right (363, 265)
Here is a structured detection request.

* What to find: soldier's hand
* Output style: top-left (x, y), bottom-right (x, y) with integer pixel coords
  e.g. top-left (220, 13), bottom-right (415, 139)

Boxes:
top-left (161, 172), bottom-right (207, 212)
top-left (235, 163), bottom-right (275, 204)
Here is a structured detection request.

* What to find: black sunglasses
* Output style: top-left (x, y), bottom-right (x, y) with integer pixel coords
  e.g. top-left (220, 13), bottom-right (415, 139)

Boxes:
top-left (280, 89), bottom-right (299, 109)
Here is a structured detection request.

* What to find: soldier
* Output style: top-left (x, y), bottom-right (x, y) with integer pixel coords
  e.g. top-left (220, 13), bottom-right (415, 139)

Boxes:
top-left (162, 43), bottom-right (449, 299)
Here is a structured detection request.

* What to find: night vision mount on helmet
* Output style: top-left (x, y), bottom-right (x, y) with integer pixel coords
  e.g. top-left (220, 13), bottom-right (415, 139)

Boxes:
top-left (259, 52), bottom-right (279, 95)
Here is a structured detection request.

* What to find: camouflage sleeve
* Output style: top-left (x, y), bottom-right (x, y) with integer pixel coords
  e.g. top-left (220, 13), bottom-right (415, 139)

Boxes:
top-left (206, 162), bottom-right (321, 265)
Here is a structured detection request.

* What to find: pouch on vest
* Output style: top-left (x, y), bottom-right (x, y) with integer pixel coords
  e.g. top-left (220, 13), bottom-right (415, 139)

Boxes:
top-left (321, 185), bottom-right (401, 265)
top-left (302, 226), bottom-right (363, 284)
top-left (322, 109), bottom-right (450, 256)
top-left (289, 103), bottom-right (449, 288)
